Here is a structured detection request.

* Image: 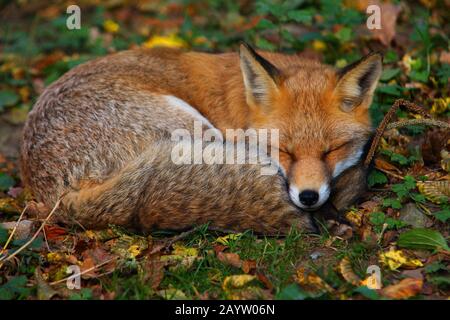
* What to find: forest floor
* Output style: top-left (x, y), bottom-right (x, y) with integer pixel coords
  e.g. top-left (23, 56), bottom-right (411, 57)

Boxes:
top-left (0, 1), bottom-right (448, 300)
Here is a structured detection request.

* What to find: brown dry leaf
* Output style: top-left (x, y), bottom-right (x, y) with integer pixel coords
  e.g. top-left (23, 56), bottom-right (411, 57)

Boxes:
top-left (80, 247), bottom-right (116, 279)
top-left (142, 254), bottom-right (166, 290)
top-left (370, 3), bottom-right (401, 46)
top-left (44, 225), bottom-right (67, 241)
top-left (440, 51), bottom-right (450, 64)
top-left (339, 257), bottom-right (362, 286)
top-left (256, 272), bottom-right (273, 290)
top-left (381, 278), bottom-right (423, 299)
top-left (375, 158), bottom-right (402, 173)
top-left (242, 259), bottom-right (257, 274)
top-left (217, 252), bottom-right (242, 268)
top-left (296, 267), bottom-right (334, 295)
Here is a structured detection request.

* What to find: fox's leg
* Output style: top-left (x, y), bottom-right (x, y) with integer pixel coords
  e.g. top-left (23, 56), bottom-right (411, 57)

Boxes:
top-left (61, 141), bottom-right (317, 235)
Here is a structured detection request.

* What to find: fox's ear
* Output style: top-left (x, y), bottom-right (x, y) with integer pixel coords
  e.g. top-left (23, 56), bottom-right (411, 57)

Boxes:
top-left (335, 52), bottom-right (383, 112)
top-left (239, 42), bottom-right (283, 109)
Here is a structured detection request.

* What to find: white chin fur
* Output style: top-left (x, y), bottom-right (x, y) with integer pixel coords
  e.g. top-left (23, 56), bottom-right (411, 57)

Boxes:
top-left (289, 183), bottom-right (330, 210)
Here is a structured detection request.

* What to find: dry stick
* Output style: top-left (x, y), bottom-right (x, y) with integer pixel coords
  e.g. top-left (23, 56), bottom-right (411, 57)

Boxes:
top-left (386, 118), bottom-right (450, 130)
top-left (150, 225), bottom-right (205, 254)
top-left (364, 99), bottom-right (433, 168)
top-left (0, 198), bottom-right (61, 264)
top-left (0, 203), bottom-right (29, 257)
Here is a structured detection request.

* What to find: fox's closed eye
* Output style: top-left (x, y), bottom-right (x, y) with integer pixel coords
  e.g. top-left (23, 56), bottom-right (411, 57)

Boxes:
top-left (324, 140), bottom-right (352, 156)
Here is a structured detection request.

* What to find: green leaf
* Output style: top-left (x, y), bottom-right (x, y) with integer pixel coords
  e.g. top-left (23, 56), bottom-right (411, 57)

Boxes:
top-left (380, 68), bottom-right (400, 82)
top-left (382, 198), bottom-right (402, 209)
top-left (0, 90), bottom-right (20, 110)
top-left (409, 70), bottom-right (428, 83)
top-left (433, 208), bottom-right (450, 223)
top-left (429, 276), bottom-right (450, 288)
top-left (367, 170), bottom-right (387, 187)
top-left (353, 286), bottom-right (381, 300)
top-left (287, 10), bottom-right (313, 24)
top-left (0, 173), bottom-right (15, 191)
top-left (377, 85), bottom-right (402, 96)
top-left (370, 212), bottom-right (385, 225)
top-left (424, 261), bottom-right (447, 274)
top-left (398, 228), bottom-right (449, 251)
top-left (257, 18), bottom-right (276, 30)
top-left (0, 225), bottom-right (8, 244)
top-left (276, 284), bottom-right (308, 300)
top-left (335, 27), bottom-right (352, 42)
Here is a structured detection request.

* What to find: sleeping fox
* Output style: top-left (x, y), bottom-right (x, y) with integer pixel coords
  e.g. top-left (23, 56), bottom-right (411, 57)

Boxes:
top-left (20, 43), bottom-right (382, 234)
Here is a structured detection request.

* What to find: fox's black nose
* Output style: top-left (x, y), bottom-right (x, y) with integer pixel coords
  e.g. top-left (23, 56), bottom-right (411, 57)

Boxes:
top-left (299, 190), bottom-right (319, 206)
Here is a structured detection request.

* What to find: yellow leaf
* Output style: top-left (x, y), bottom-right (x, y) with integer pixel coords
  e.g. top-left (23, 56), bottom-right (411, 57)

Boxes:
top-left (430, 98), bottom-right (449, 115)
top-left (417, 181), bottom-right (450, 204)
top-left (143, 34), bottom-right (186, 49)
top-left (222, 275), bottom-right (256, 291)
top-left (345, 210), bottom-right (362, 227)
top-left (157, 288), bottom-right (188, 300)
top-left (172, 243), bottom-right (198, 257)
top-left (103, 19), bottom-right (119, 33)
top-left (47, 252), bottom-right (65, 263)
top-left (312, 40), bottom-right (326, 52)
top-left (338, 257), bottom-right (362, 286)
top-left (379, 249), bottom-right (423, 271)
top-left (128, 244), bottom-right (141, 258)
top-left (296, 267), bottom-right (334, 294)
top-left (214, 233), bottom-right (242, 246)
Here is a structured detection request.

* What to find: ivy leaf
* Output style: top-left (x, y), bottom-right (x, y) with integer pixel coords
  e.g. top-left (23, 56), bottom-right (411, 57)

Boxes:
top-left (398, 228), bottom-right (449, 251)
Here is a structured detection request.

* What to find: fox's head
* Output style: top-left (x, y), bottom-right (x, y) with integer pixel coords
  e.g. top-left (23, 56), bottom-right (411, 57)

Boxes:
top-left (239, 43), bottom-right (382, 210)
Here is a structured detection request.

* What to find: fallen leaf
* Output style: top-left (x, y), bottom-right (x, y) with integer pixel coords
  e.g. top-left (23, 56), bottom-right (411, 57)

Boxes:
top-left (296, 267), bottom-right (334, 295)
top-left (217, 252), bottom-right (242, 268)
top-left (214, 233), bottom-right (242, 246)
top-left (242, 260), bottom-right (257, 274)
top-left (417, 181), bottom-right (450, 204)
top-left (379, 249), bottom-right (423, 271)
top-left (339, 257), bottom-right (362, 286)
top-left (381, 278), bottom-right (423, 299)
top-left (157, 288), bottom-right (188, 300)
top-left (222, 275), bottom-right (257, 291)
top-left (35, 268), bottom-right (58, 300)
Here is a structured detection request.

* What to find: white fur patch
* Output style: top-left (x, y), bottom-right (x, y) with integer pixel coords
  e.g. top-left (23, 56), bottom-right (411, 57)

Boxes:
top-left (164, 95), bottom-right (223, 140)
top-left (289, 183), bottom-right (330, 210)
top-left (333, 148), bottom-right (363, 178)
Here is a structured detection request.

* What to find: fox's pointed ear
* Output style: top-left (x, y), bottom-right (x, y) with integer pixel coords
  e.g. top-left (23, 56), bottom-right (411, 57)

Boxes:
top-left (335, 52), bottom-right (383, 112)
top-left (239, 42), bottom-right (283, 109)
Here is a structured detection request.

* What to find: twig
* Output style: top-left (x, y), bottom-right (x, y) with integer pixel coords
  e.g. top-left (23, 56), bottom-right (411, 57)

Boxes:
top-left (375, 167), bottom-right (405, 180)
top-left (0, 203), bottom-right (29, 257)
top-left (387, 118), bottom-right (450, 130)
top-left (151, 225), bottom-right (205, 254)
top-left (0, 198), bottom-right (61, 264)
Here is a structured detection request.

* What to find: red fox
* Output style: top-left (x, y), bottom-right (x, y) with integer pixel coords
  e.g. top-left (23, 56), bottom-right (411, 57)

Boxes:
top-left (20, 43), bottom-right (382, 235)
